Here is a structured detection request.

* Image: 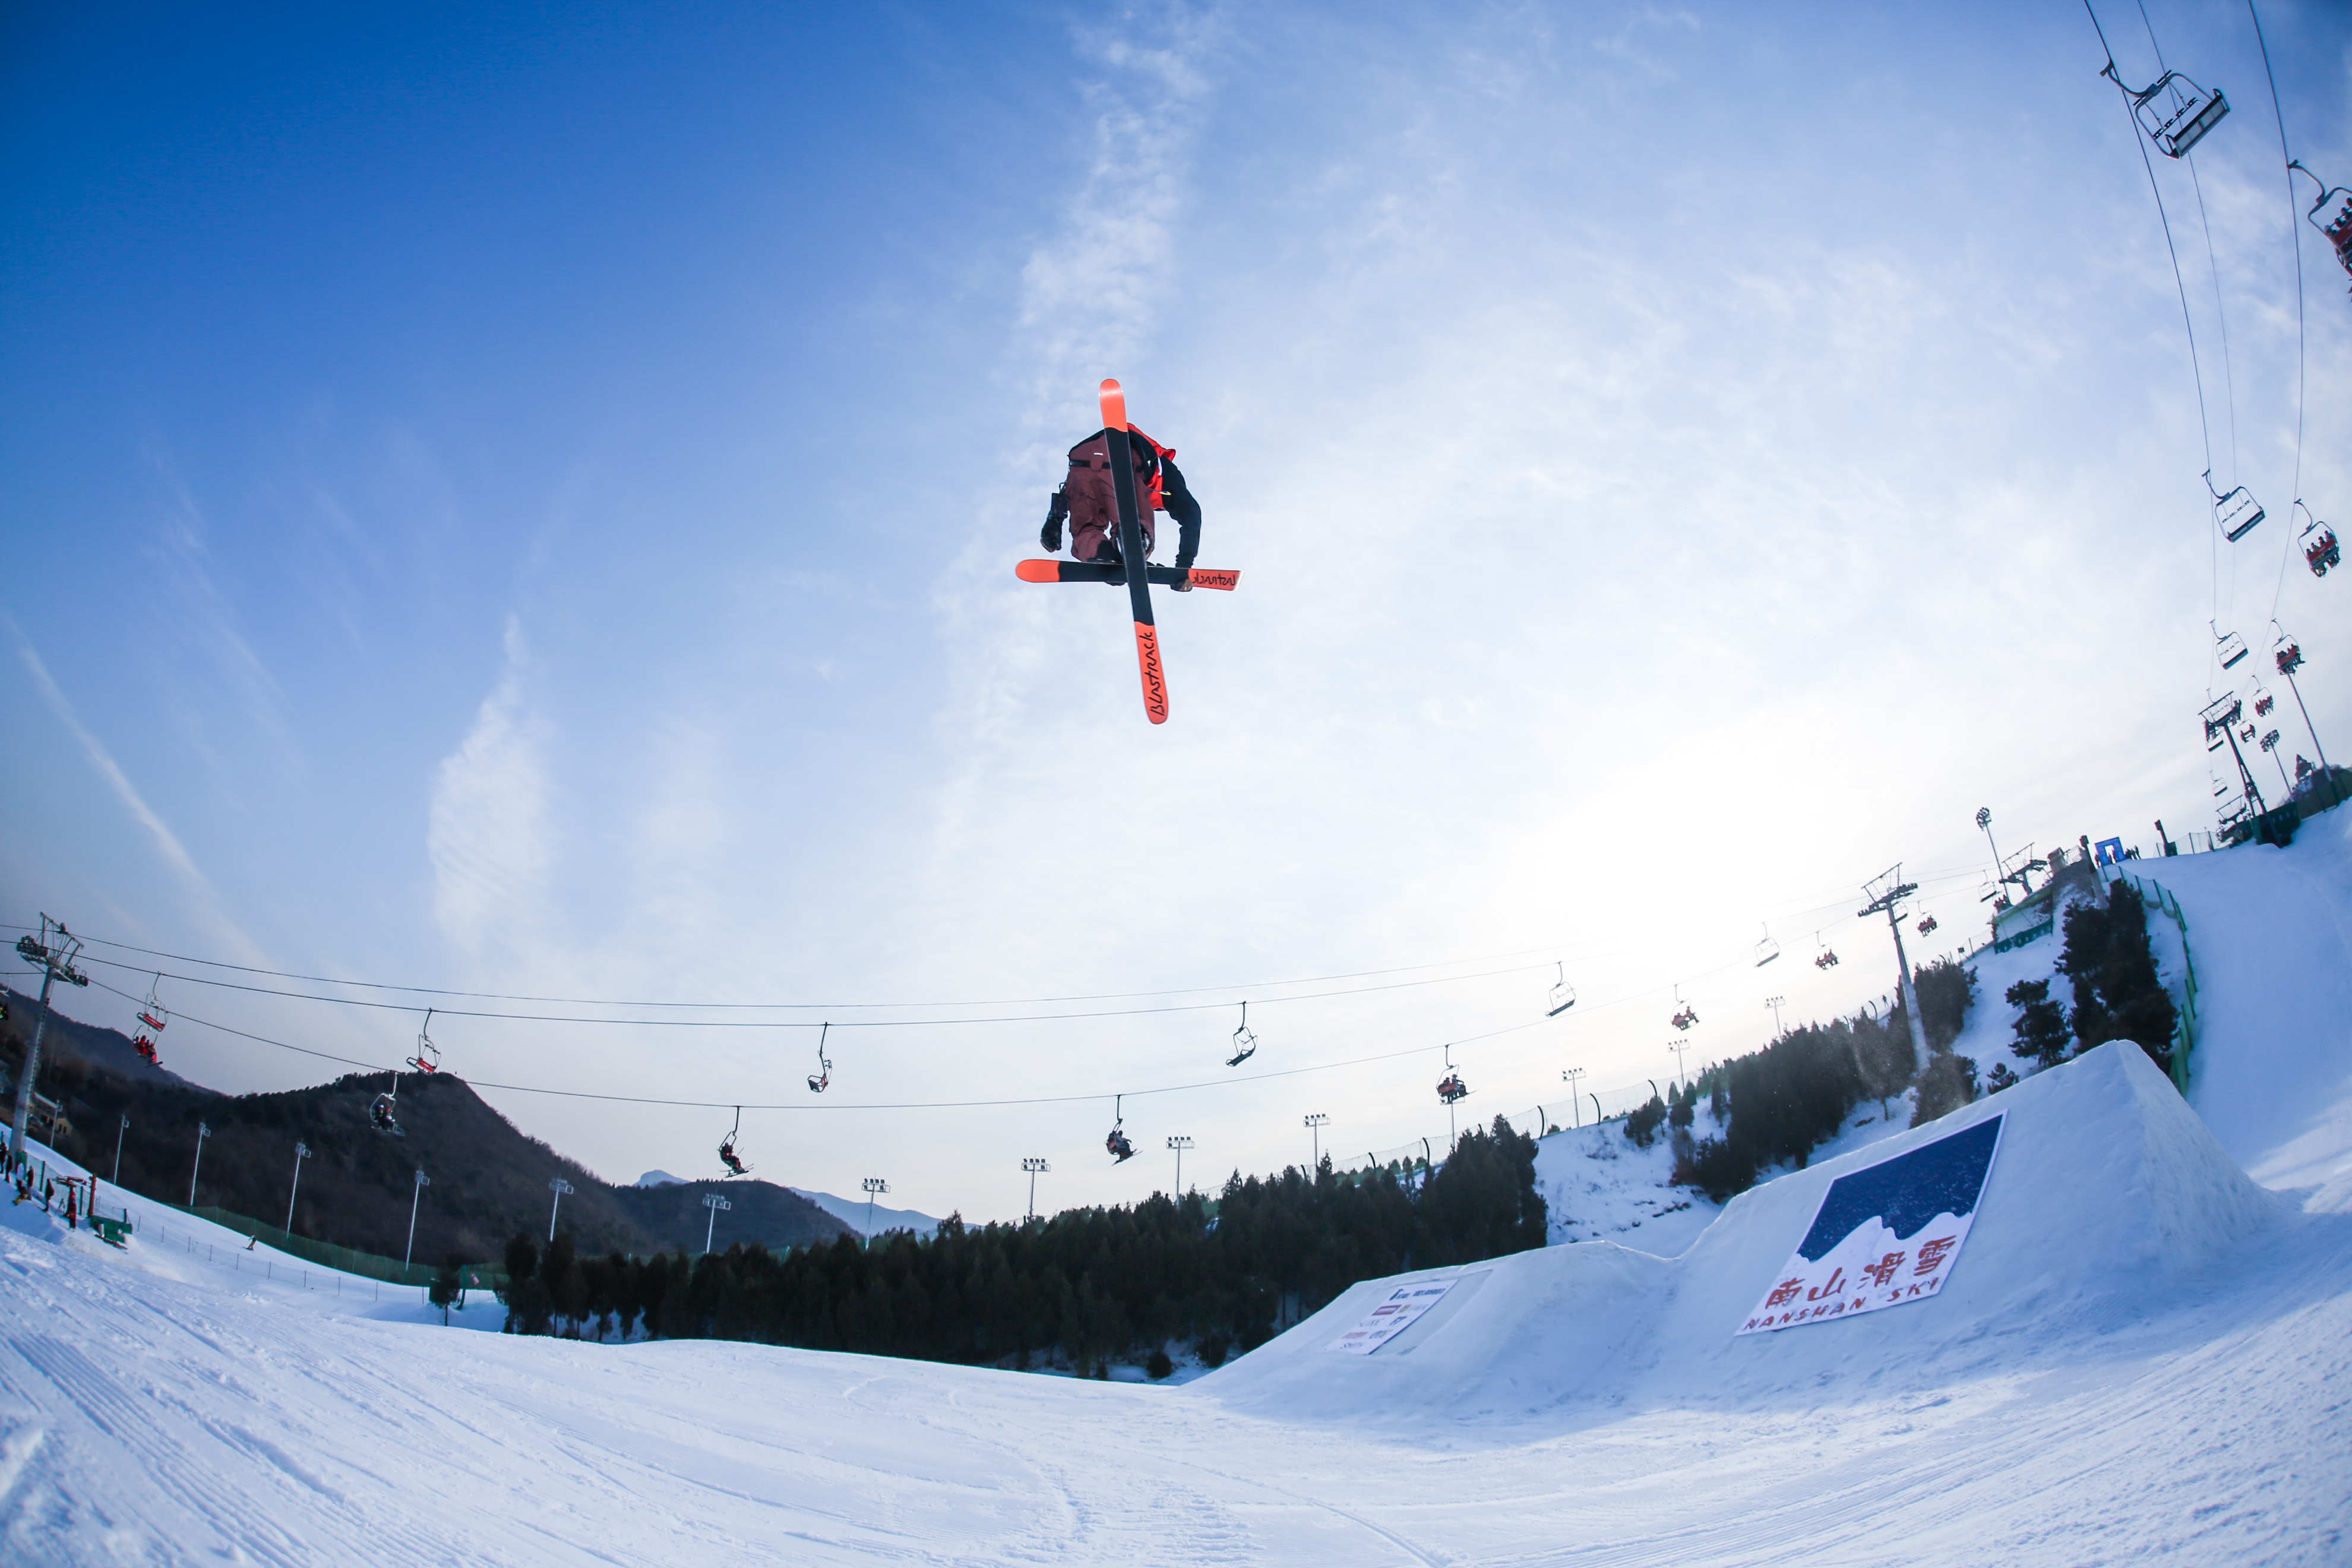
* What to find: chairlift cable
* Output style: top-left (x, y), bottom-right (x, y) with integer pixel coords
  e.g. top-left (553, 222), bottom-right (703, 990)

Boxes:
top-left (2247, 1), bottom-right (2312, 622)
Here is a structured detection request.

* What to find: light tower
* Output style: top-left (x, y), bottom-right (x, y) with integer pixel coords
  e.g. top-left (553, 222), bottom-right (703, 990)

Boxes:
top-left (1667, 1041), bottom-right (1689, 1091)
top-left (1021, 1157), bottom-right (1048, 1221)
top-left (188, 1121), bottom-right (211, 1207)
top-left (1765, 995), bottom-right (1786, 1035)
top-left (547, 1177), bottom-right (574, 1240)
top-left (1303, 1112), bottom-right (1330, 1171)
top-left (1166, 1135), bottom-right (1194, 1196)
top-left (285, 1141), bottom-right (311, 1233)
top-left (702, 1191), bottom-right (731, 1253)
top-left (405, 1168), bottom-right (431, 1272)
top-left (861, 1177), bottom-right (890, 1240)
top-left (1560, 1067), bottom-right (1586, 1128)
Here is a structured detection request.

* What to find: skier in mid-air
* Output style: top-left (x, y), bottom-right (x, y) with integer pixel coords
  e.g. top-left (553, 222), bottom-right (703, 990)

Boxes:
top-left (1041, 420), bottom-right (1203, 588)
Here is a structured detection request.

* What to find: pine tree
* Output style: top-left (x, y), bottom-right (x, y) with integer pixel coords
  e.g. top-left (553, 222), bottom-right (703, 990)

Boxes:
top-left (2005, 978), bottom-right (2072, 1067)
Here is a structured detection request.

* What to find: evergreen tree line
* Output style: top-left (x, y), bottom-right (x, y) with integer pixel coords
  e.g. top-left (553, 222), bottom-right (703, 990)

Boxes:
top-left (2001, 881), bottom-right (2180, 1079)
top-left (493, 1122), bottom-right (1546, 1374)
top-left (1677, 958), bottom-right (1979, 1203)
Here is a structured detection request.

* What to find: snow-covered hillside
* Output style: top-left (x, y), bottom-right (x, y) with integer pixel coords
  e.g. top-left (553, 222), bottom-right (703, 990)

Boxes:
top-left (2, 811), bottom-right (2347, 1564)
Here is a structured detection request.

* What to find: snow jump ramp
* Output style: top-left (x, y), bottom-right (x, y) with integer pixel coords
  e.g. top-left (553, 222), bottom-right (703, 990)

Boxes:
top-left (1200, 1041), bottom-right (2284, 1430)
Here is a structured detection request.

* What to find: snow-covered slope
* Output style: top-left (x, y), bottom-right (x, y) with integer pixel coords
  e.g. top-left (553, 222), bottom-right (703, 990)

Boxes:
top-left (1, 812), bottom-right (2347, 1564)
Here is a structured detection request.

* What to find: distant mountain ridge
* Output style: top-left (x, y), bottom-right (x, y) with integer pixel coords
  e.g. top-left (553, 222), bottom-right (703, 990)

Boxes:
top-left (792, 1188), bottom-right (944, 1238)
top-left (2, 991), bottom-right (852, 1264)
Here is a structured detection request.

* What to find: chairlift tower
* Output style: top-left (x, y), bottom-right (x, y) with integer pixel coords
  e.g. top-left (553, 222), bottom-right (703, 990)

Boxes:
top-left (405, 1168), bottom-right (430, 1272)
top-left (9, 915), bottom-right (90, 1163)
top-left (2274, 635), bottom-right (2337, 808)
top-left (1859, 867), bottom-right (1933, 1077)
top-left (861, 1177), bottom-right (889, 1241)
top-left (547, 1178), bottom-right (574, 1241)
top-left (1021, 1157), bottom-right (1048, 1222)
top-left (1560, 1067), bottom-right (1586, 1128)
top-left (2201, 693), bottom-right (2266, 833)
top-left (703, 1191), bottom-right (732, 1253)
top-left (1166, 1135), bottom-right (1194, 1196)
top-left (1303, 1113), bottom-right (1330, 1172)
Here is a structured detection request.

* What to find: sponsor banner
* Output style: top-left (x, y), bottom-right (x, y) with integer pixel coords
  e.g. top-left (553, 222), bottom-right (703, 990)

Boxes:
top-left (1738, 1114), bottom-right (2005, 1336)
top-left (1325, 1276), bottom-right (1458, 1355)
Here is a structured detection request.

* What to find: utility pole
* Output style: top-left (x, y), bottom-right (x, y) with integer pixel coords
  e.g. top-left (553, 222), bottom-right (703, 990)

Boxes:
top-left (111, 1114), bottom-right (129, 1185)
top-left (1860, 866), bottom-right (1932, 1077)
top-left (703, 1191), bottom-right (731, 1253)
top-left (405, 1168), bottom-right (430, 1272)
top-left (1560, 1067), bottom-right (1586, 1127)
top-left (1022, 1157), bottom-right (1048, 1221)
top-left (1166, 1135), bottom-right (1193, 1196)
top-left (1765, 995), bottom-right (1786, 1036)
top-left (1303, 1112), bottom-right (1329, 1172)
top-left (861, 1177), bottom-right (889, 1241)
top-left (547, 1177), bottom-right (573, 1241)
top-left (10, 916), bottom-right (90, 1163)
top-left (188, 1121), bottom-right (210, 1207)
top-left (284, 1142), bottom-right (310, 1233)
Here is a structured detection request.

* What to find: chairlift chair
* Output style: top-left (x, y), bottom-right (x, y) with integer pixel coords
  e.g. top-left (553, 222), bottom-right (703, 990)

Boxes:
top-left (1669, 984), bottom-right (1699, 1030)
top-left (1753, 924), bottom-right (1780, 968)
top-left (132, 976), bottom-right (167, 1066)
top-left (2209, 479), bottom-right (2265, 542)
top-left (2296, 505), bottom-right (2340, 577)
top-left (407, 1008), bottom-right (442, 1075)
top-left (1545, 963), bottom-right (1576, 1017)
top-left (1916, 914), bottom-right (1939, 936)
top-left (2216, 630), bottom-right (2250, 670)
top-left (2275, 636), bottom-right (2303, 676)
top-left (2291, 163), bottom-right (2352, 289)
top-left (807, 1021), bottom-right (832, 1093)
top-left (2109, 67), bottom-right (2229, 159)
top-left (1437, 1044), bottom-right (1469, 1105)
top-left (1812, 932), bottom-right (1840, 969)
top-left (370, 1078), bottom-right (403, 1137)
top-left (2253, 693), bottom-right (2275, 718)
top-left (719, 1107), bottom-right (751, 1177)
top-left (1226, 1001), bottom-right (1258, 1067)
top-left (1105, 1095), bottom-right (1136, 1163)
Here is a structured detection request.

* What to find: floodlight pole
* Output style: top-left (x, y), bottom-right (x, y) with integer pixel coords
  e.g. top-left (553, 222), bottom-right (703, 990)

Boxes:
top-left (10, 916), bottom-right (90, 1163)
top-left (112, 1114), bottom-right (129, 1185)
top-left (703, 1191), bottom-right (731, 1253)
top-left (1022, 1157), bottom-right (1048, 1221)
top-left (189, 1122), bottom-right (210, 1206)
top-left (547, 1178), bottom-right (573, 1240)
top-left (1860, 867), bottom-right (1933, 1077)
top-left (1303, 1113), bottom-right (1329, 1171)
top-left (1560, 1067), bottom-right (1585, 1127)
top-left (861, 1177), bottom-right (889, 1242)
top-left (2275, 641), bottom-right (2334, 805)
top-left (1765, 995), bottom-right (1786, 1036)
top-left (285, 1142), bottom-right (310, 1233)
top-left (1667, 1041), bottom-right (1689, 1090)
top-left (1166, 1135), bottom-right (1193, 1196)
top-left (405, 1168), bottom-right (430, 1271)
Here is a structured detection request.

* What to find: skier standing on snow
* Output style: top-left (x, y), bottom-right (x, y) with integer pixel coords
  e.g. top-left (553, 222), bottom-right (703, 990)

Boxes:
top-left (1041, 421), bottom-right (1203, 588)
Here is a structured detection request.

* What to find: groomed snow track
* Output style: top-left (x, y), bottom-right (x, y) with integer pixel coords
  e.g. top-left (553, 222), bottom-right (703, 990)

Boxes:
top-left (2, 813), bottom-right (2348, 1564)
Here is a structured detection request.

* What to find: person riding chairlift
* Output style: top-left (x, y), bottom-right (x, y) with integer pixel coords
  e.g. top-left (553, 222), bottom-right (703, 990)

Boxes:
top-left (719, 1139), bottom-right (749, 1178)
top-left (1105, 1128), bottom-right (1136, 1163)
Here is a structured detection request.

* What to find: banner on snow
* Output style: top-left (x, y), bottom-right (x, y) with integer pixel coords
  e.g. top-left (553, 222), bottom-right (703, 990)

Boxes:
top-left (1325, 1276), bottom-right (1457, 1354)
top-left (1737, 1114), bottom-right (2004, 1336)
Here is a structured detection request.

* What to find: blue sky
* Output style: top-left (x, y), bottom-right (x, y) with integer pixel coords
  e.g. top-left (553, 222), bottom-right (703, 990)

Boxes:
top-left (4, 2), bottom-right (2346, 1222)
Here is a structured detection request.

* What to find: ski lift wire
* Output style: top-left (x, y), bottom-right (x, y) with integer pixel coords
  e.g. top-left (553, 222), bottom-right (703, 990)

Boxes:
top-left (2247, 0), bottom-right (2310, 621)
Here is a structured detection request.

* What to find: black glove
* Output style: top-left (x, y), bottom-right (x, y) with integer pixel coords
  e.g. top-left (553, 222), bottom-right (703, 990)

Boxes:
top-left (1041, 488), bottom-right (1068, 553)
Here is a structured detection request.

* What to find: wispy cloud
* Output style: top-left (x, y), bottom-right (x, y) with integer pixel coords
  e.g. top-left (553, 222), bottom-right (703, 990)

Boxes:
top-left (428, 618), bottom-right (553, 953)
top-left (15, 625), bottom-right (214, 897)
